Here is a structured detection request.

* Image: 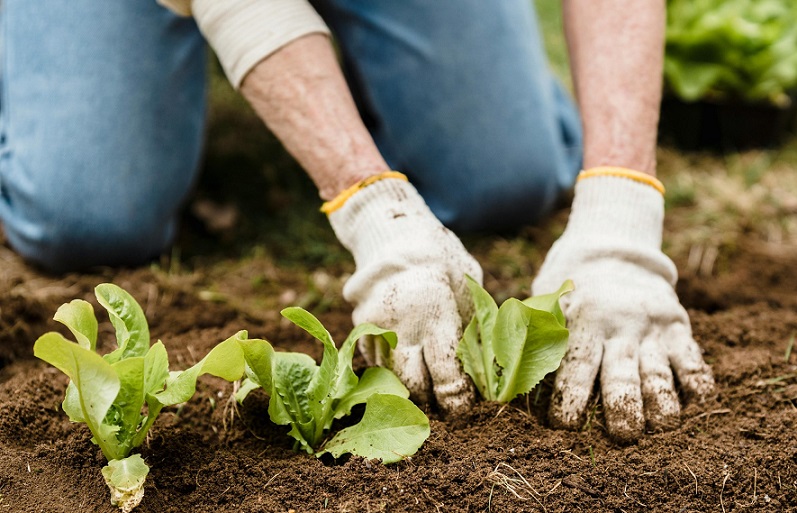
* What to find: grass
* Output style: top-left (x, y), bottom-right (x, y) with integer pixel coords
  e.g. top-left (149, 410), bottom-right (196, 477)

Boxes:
top-left (183, 0), bottom-right (797, 304)
top-left (659, 142), bottom-right (797, 275)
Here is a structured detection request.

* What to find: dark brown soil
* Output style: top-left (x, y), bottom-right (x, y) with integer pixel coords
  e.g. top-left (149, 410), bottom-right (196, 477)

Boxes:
top-left (1, 234), bottom-right (796, 513)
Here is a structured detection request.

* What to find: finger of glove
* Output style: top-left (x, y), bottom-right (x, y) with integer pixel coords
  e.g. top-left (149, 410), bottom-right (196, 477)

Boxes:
top-left (357, 335), bottom-right (392, 368)
top-left (420, 292), bottom-right (475, 416)
top-left (350, 277), bottom-right (432, 404)
top-left (452, 256), bottom-right (482, 327)
top-left (665, 322), bottom-right (715, 401)
top-left (391, 343), bottom-right (433, 405)
top-left (548, 323), bottom-right (602, 431)
top-left (352, 270), bottom-right (472, 412)
top-left (639, 332), bottom-right (680, 432)
top-left (600, 336), bottom-right (645, 444)
top-left (440, 232), bottom-right (483, 325)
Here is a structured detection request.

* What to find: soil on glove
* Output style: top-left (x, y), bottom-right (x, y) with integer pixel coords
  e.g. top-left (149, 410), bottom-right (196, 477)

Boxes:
top-left (0, 232), bottom-right (795, 513)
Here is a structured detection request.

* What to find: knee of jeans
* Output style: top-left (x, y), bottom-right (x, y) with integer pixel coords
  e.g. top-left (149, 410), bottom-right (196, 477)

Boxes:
top-left (418, 150), bottom-right (578, 233)
top-left (4, 206), bottom-right (175, 274)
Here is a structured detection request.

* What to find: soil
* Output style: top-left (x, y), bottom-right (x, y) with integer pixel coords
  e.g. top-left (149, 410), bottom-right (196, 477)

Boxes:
top-left (0, 230), bottom-right (796, 513)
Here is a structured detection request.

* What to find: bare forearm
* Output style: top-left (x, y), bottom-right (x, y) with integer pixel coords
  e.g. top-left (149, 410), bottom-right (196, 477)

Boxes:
top-left (240, 34), bottom-right (389, 200)
top-left (563, 0), bottom-right (665, 176)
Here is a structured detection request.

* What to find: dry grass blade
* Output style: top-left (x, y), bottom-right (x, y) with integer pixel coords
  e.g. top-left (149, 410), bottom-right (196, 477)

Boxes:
top-left (720, 472), bottom-right (731, 513)
top-left (623, 482), bottom-right (647, 507)
top-left (693, 409), bottom-right (731, 420)
top-left (264, 471), bottom-right (282, 489)
top-left (685, 464), bottom-right (698, 496)
top-left (486, 463), bottom-right (547, 511)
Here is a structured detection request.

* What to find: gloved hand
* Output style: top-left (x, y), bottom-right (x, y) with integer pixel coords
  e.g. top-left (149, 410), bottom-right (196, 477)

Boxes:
top-left (326, 173), bottom-right (481, 415)
top-left (532, 168), bottom-right (715, 443)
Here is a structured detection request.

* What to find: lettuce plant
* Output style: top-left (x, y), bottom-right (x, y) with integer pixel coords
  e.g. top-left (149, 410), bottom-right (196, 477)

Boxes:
top-left (33, 284), bottom-right (246, 512)
top-left (457, 277), bottom-right (573, 403)
top-left (235, 307), bottom-right (430, 463)
top-left (665, 0), bottom-right (797, 104)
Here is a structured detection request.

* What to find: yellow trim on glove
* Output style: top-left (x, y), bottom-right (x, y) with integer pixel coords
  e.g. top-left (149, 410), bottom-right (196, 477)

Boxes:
top-left (321, 171), bottom-right (408, 214)
top-left (578, 167), bottom-right (665, 195)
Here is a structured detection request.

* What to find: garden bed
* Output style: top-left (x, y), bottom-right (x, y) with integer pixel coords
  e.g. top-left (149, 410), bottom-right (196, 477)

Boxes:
top-left (0, 231), bottom-right (795, 512)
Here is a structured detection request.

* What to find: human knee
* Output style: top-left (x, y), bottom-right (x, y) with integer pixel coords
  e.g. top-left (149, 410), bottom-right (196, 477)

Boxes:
top-left (0, 138), bottom-right (198, 273)
top-left (3, 197), bottom-right (175, 274)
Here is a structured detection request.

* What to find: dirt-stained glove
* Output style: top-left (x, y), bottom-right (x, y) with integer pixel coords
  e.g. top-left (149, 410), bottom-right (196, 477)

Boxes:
top-left (325, 172), bottom-right (482, 415)
top-left (532, 167), bottom-right (715, 444)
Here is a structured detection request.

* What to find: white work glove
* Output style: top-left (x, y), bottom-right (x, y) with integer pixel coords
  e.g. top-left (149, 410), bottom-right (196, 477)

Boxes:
top-left (327, 174), bottom-right (481, 415)
top-left (532, 169), bottom-right (715, 443)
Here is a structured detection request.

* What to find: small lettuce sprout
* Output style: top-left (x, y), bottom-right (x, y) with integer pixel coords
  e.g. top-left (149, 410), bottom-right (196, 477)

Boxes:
top-left (236, 307), bottom-right (430, 463)
top-left (457, 277), bottom-right (573, 402)
top-left (33, 284), bottom-right (246, 512)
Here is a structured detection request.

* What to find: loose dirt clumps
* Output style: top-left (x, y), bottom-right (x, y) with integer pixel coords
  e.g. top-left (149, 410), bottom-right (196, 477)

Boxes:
top-left (0, 235), bottom-right (795, 512)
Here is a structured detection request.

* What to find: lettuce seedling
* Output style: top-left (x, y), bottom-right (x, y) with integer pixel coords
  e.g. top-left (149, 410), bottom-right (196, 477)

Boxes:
top-left (235, 307), bottom-right (430, 463)
top-left (457, 277), bottom-right (573, 403)
top-left (33, 284), bottom-right (246, 512)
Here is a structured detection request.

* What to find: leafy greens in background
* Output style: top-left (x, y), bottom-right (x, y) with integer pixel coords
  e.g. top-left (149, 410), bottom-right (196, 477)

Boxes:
top-left (34, 284), bottom-right (246, 512)
top-left (235, 307), bottom-right (430, 463)
top-left (457, 277), bottom-right (572, 403)
top-left (664, 0), bottom-right (797, 105)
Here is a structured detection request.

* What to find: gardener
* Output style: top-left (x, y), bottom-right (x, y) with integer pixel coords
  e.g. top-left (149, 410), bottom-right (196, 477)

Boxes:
top-left (1, 0), bottom-right (714, 443)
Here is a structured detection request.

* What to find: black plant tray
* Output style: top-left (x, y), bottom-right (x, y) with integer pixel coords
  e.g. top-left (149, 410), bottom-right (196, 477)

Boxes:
top-left (658, 95), bottom-right (797, 152)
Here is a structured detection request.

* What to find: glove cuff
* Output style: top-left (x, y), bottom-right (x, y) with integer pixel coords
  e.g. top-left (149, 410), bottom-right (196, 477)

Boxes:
top-left (321, 171), bottom-right (408, 214)
top-left (328, 176), bottom-right (438, 263)
top-left (578, 166), bottom-right (665, 195)
top-left (566, 169), bottom-right (666, 249)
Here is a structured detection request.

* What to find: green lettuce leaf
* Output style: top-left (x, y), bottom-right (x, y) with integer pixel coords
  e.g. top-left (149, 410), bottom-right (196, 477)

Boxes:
top-left (96, 284), bottom-right (150, 364)
top-left (154, 331), bottom-right (246, 407)
top-left (332, 367), bottom-right (409, 420)
top-left (53, 299), bottom-right (98, 351)
top-left (109, 356), bottom-right (147, 452)
top-left (493, 299), bottom-right (569, 403)
top-left (238, 308), bottom-right (427, 462)
top-left (270, 351), bottom-right (317, 451)
top-left (320, 394), bottom-right (430, 464)
top-left (457, 317), bottom-right (488, 399)
top-left (457, 279), bottom-right (572, 402)
top-left (234, 377), bottom-right (263, 405)
top-left (237, 338), bottom-right (275, 394)
top-left (458, 276), bottom-right (499, 398)
top-left (521, 280), bottom-right (574, 326)
top-left (33, 332), bottom-right (123, 460)
top-left (329, 323), bottom-right (398, 422)
top-left (282, 308), bottom-right (338, 436)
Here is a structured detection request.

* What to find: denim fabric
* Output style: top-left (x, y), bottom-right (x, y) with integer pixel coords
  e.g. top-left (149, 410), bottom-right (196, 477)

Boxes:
top-left (0, 0), bottom-right (207, 272)
top-left (0, 0), bottom-right (581, 272)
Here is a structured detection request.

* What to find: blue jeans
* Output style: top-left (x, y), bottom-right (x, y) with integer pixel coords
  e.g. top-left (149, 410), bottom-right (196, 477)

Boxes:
top-left (0, 0), bottom-right (581, 272)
